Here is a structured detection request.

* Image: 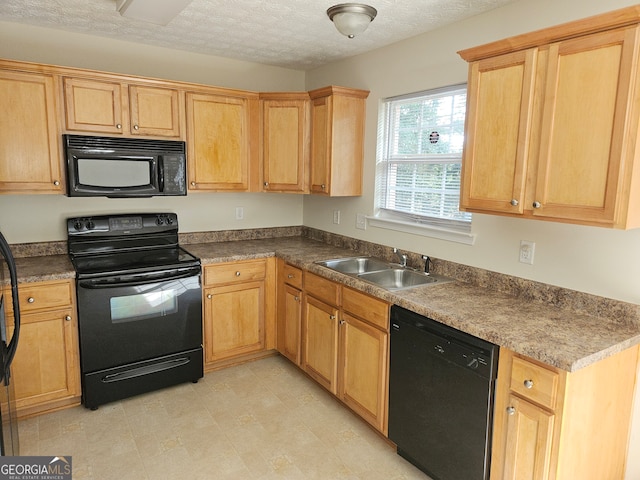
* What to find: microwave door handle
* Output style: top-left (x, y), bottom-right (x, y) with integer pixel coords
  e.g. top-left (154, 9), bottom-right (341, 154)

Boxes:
top-left (158, 157), bottom-right (165, 193)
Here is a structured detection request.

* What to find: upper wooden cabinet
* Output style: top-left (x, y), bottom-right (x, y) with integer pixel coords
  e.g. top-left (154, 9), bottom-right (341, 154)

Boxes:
top-left (260, 92), bottom-right (310, 193)
top-left (459, 7), bottom-right (640, 228)
top-left (308, 86), bottom-right (369, 196)
top-left (0, 67), bottom-right (63, 194)
top-left (63, 77), bottom-right (183, 138)
top-left (186, 88), bottom-right (259, 192)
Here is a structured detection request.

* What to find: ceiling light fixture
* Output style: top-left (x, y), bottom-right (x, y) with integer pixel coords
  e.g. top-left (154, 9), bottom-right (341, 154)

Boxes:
top-left (327, 3), bottom-right (377, 39)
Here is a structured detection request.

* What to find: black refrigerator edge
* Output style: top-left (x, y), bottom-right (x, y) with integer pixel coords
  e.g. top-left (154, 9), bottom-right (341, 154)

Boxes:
top-left (0, 231), bottom-right (20, 455)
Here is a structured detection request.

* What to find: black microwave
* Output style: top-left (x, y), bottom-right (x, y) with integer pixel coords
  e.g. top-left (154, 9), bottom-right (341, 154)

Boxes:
top-left (64, 135), bottom-right (187, 198)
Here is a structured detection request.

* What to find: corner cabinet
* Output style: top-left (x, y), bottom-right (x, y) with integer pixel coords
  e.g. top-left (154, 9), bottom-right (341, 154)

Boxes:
top-left (459, 7), bottom-right (640, 228)
top-left (202, 259), bottom-right (275, 370)
top-left (186, 88), bottom-right (260, 192)
top-left (0, 66), bottom-right (63, 194)
top-left (3, 279), bottom-right (81, 418)
top-left (63, 77), bottom-right (184, 138)
top-left (276, 260), bottom-right (303, 364)
top-left (308, 86), bottom-right (369, 196)
top-left (260, 92), bottom-right (310, 193)
top-left (490, 346), bottom-right (639, 480)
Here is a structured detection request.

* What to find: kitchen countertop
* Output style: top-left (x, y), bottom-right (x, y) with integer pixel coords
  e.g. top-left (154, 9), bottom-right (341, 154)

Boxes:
top-left (12, 237), bottom-right (640, 372)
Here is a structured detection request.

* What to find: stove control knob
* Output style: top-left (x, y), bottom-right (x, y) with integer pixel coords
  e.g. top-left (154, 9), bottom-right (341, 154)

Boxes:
top-left (73, 220), bottom-right (83, 231)
top-left (166, 216), bottom-right (173, 225)
top-left (86, 220), bottom-right (95, 230)
top-left (156, 216), bottom-right (164, 226)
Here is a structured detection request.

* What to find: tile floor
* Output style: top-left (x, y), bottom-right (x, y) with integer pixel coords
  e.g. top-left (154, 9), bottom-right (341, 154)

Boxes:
top-left (19, 355), bottom-right (431, 479)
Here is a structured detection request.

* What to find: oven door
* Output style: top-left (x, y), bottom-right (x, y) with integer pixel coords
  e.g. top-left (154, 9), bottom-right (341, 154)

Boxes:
top-left (76, 266), bottom-right (202, 373)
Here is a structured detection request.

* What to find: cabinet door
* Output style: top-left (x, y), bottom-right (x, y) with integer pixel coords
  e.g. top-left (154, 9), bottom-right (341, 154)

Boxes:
top-left (302, 295), bottom-right (339, 394)
top-left (129, 85), bottom-right (182, 137)
top-left (279, 284), bottom-right (302, 365)
top-left (186, 92), bottom-right (253, 191)
top-left (9, 308), bottom-right (81, 416)
top-left (534, 27), bottom-right (638, 224)
top-left (262, 97), bottom-right (309, 193)
top-left (309, 95), bottom-right (331, 195)
top-left (204, 280), bottom-right (265, 364)
top-left (0, 70), bottom-right (62, 193)
top-left (63, 77), bottom-right (126, 134)
top-left (502, 395), bottom-right (555, 480)
top-left (339, 313), bottom-right (388, 433)
top-left (461, 49), bottom-right (537, 214)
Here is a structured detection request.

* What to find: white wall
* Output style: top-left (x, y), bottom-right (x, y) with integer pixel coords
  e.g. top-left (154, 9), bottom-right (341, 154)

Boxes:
top-left (0, 22), bottom-right (306, 242)
top-left (304, 1), bottom-right (640, 478)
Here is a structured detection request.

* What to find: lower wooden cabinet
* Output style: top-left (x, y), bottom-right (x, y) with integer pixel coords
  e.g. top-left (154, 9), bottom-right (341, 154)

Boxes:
top-left (276, 260), bottom-right (303, 365)
top-left (296, 272), bottom-right (390, 434)
top-left (4, 279), bottom-right (81, 418)
top-left (491, 346), bottom-right (639, 480)
top-left (203, 258), bottom-right (275, 370)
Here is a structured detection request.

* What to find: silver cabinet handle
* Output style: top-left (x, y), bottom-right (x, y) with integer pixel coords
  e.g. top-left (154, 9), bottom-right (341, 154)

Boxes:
top-left (116, 124), bottom-right (122, 129)
top-left (133, 125), bottom-right (139, 130)
top-left (510, 199), bottom-right (519, 206)
top-left (321, 184), bottom-right (326, 190)
top-left (533, 201), bottom-right (541, 208)
top-left (287, 274), bottom-right (294, 279)
top-left (235, 271), bottom-right (241, 277)
top-left (329, 315), bottom-right (336, 320)
top-left (53, 180), bottom-right (60, 186)
top-left (339, 319), bottom-right (345, 325)
top-left (190, 182), bottom-right (196, 186)
top-left (264, 182), bottom-right (269, 187)
top-left (524, 379), bottom-right (534, 389)
top-left (507, 406), bottom-right (516, 416)
top-left (294, 296), bottom-right (300, 302)
top-left (27, 297), bottom-right (35, 303)
top-left (207, 294), bottom-right (212, 299)
top-left (65, 315), bottom-right (72, 321)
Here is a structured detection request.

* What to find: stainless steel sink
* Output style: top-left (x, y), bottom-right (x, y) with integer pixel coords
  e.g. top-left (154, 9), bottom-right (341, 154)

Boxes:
top-left (358, 268), bottom-right (450, 291)
top-left (316, 256), bottom-right (455, 291)
top-left (316, 257), bottom-right (392, 275)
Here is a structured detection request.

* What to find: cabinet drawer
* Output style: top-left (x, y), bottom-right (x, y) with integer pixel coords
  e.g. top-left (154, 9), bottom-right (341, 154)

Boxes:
top-left (304, 272), bottom-right (340, 306)
top-left (510, 356), bottom-right (559, 410)
top-left (204, 260), bottom-right (266, 286)
top-left (342, 287), bottom-right (389, 330)
top-left (5, 280), bottom-right (73, 315)
top-left (282, 263), bottom-right (303, 289)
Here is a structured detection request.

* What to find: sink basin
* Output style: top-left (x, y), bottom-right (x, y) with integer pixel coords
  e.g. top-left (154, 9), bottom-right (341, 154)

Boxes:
top-left (358, 269), bottom-right (453, 291)
top-left (316, 257), bottom-right (392, 275)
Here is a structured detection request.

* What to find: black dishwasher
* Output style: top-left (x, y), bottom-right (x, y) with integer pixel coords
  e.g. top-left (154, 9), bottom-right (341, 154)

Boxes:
top-left (389, 305), bottom-right (498, 480)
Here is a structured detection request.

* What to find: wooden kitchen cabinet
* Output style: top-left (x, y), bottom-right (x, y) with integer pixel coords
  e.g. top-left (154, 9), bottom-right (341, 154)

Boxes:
top-left (202, 258), bottom-right (275, 370)
top-left (0, 66), bottom-right (63, 194)
top-left (186, 88), bottom-right (259, 192)
top-left (63, 77), bottom-right (183, 137)
top-left (3, 279), bottom-right (81, 418)
top-left (459, 8), bottom-right (640, 228)
top-left (308, 86), bottom-right (369, 196)
top-left (339, 287), bottom-right (389, 434)
top-left (300, 273), bottom-right (390, 433)
top-left (260, 92), bottom-right (310, 193)
top-left (276, 260), bottom-right (303, 365)
top-left (490, 346), bottom-right (639, 480)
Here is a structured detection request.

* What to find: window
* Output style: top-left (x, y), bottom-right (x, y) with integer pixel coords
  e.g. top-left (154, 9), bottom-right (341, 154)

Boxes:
top-left (375, 84), bottom-right (472, 239)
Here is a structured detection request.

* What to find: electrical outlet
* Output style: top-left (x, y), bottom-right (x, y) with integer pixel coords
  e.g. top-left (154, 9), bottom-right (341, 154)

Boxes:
top-left (519, 240), bottom-right (535, 265)
top-left (235, 207), bottom-right (244, 220)
top-left (356, 213), bottom-right (366, 230)
top-left (333, 210), bottom-right (341, 224)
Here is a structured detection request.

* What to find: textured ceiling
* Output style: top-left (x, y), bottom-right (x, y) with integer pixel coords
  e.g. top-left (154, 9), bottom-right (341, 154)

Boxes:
top-left (0, 0), bottom-right (519, 70)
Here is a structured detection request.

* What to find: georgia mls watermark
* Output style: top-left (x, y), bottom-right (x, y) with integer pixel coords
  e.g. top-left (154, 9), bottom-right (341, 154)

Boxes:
top-left (0, 456), bottom-right (72, 480)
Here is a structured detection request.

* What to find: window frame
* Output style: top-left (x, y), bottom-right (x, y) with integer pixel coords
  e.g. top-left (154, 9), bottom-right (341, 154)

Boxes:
top-left (372, 83), bottom-right (476, 245)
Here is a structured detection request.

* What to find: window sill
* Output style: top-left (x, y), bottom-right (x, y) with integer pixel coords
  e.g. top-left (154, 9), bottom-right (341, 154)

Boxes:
top-left (367, 216), bottom-right (476, 245)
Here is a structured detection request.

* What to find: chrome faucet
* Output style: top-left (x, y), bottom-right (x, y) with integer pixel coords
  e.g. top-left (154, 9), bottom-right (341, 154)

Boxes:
top-left (393, 248), bottom-right (408, 268)
top-left (422, 255), bottom-right (431, 275)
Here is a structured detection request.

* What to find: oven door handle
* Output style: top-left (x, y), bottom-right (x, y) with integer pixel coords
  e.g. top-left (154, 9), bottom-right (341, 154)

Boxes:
top-left (78, 266), bottom-right (201, 289)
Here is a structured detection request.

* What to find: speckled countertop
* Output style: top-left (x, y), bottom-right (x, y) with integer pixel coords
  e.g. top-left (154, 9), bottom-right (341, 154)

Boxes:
top-left (12, 236), bottom-right (640, 373)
